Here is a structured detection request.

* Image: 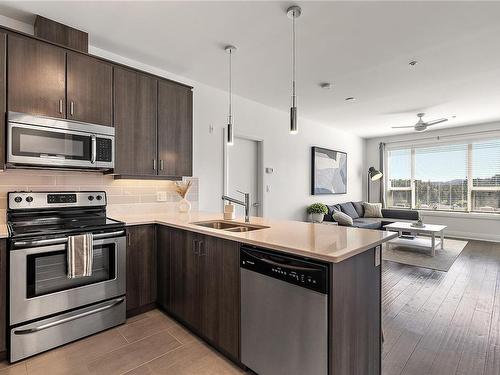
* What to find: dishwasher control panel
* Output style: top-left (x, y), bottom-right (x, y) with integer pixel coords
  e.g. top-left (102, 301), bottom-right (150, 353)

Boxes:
top-left (240, 246), bottom-right (328, 294)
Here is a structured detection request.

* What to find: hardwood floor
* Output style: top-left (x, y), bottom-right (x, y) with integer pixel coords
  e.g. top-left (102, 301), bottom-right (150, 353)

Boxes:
top-left (382, 240), bottom-right (500, 375)
top-left (0, 239), bottom-right (498, 375)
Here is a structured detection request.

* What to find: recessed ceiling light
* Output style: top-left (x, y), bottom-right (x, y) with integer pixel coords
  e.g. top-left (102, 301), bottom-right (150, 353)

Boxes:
top-left (345, 97), bottom-right (356, 101)
top-left (320, 82), bottom-right (332, 89)
top-left (409, 60), bottom-right (418, 66)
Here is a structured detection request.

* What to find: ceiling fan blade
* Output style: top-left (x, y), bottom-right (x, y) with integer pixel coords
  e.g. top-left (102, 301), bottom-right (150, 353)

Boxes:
top-left (425, 118), bottom-right (448, 126)
top-left (392, 125), bottom-right (415, 128)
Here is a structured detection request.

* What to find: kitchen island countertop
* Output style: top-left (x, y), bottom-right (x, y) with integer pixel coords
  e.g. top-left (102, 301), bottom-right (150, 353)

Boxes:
top-left (110, 211), bottom-right (396, 263)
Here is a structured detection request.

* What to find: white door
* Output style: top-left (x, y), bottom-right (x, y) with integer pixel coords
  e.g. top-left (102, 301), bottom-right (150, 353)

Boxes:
top-left (227, 136), bottom-right (262, 217)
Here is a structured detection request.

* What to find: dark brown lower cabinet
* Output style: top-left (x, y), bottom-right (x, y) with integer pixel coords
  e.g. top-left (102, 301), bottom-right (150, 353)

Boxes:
top-left (330, 246), bottom-right (381, 375)
top-left (157, 226), bottom-right (240, 360)
top-left (157, 227), bottom-right (199, 328)
top-left (126, 225), bottom-right (157, 315)
top-left (0, 239), bottom-right (6, 355)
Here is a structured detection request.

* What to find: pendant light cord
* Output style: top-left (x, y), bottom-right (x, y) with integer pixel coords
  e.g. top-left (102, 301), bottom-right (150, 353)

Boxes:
top-left (291, 9), bottom-right (296, 108)
top-left (228, 49), bottom-right (232, 125)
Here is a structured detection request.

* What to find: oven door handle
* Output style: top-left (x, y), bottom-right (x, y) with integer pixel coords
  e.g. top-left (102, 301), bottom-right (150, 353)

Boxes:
top-left (13, 298), bottom-right (125, 335)
top-left (12, 230), bottom-right (125, 248)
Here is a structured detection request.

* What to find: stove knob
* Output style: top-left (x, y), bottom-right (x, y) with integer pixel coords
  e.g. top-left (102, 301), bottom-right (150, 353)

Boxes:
top-left (96, 195), bottom-right (103, 201)
top-left (26, 196), bottom-right (33, 203)
top-left (88, 196), bottom-right (95, 201)
top-left (14, 196), bottom-right (22, 203)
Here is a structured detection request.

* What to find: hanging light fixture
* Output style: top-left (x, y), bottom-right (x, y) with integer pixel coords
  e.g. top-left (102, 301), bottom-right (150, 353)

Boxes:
top-left (225, 45), bottom-right (237, 145)
top-left (287, 5), bottom-right (301, 134)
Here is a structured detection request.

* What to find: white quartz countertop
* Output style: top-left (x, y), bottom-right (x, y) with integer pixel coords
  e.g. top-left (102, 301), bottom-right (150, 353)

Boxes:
top-left (110, 211), bottom-right (397, 263)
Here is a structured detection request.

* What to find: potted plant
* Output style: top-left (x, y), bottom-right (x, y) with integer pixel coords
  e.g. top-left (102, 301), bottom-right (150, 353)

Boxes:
top-left (307, 203), bottom-right (328, 223)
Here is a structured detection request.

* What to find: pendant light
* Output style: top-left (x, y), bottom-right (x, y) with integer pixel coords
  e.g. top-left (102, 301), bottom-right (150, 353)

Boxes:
top-left (225, 45), bottom-right (237, 145)
top-left (287, 5), bottom-right (301, 134)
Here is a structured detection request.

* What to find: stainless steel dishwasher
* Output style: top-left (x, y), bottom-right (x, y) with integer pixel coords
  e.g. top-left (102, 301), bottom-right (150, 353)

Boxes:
top-left (240, 246), bottom-right (329, 375)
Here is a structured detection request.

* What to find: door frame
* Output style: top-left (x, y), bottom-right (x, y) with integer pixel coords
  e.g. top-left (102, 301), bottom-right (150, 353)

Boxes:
top-left (223, 129), bottom-right (265, 217)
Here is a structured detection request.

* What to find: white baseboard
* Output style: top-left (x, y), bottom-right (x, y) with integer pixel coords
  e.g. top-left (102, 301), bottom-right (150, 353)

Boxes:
top-left (444, 230), bottom-right (500, 243)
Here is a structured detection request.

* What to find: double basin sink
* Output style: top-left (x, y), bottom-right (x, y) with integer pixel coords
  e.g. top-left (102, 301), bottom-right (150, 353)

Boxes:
top-left (191, 220), bottom-right (269, 233)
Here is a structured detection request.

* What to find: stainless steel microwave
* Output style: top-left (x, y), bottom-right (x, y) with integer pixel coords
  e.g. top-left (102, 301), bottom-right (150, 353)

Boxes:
top-left (7, 112), bottom-right (114, 170)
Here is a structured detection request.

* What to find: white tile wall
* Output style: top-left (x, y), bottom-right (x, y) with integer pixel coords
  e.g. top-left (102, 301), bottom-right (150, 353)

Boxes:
top-left (0, 170), bottom-right (199, 220)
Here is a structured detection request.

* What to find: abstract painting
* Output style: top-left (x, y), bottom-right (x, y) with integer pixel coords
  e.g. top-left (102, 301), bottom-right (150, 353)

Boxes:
top-left (311, 147), bottom-right (347, 195)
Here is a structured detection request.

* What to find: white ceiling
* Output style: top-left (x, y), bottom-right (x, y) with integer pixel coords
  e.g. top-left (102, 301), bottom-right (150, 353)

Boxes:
top-left (1, 1), bottom-right (500, 138)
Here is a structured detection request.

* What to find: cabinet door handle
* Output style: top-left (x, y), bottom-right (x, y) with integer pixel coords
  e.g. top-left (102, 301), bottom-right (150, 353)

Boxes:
top-left (59, 99), bottom-right (63, 114)
top-left (127, 232), bottom-right (131, 246)
top-left (153, 159), bottom-right (157, 171)
top-left (198, 241), bottom-right (204, 257)
top-left (70, 101), bottom-right (74, 116)
top-left (160, 160), bottom-right (164, 171)
top-left (193, 239), bottom-right (199, 255)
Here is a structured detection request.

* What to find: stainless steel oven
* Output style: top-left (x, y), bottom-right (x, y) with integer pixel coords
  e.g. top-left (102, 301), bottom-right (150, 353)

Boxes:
top-left (7, 112), bottom-right (114, 170)
top-left (10, 230), bottom-right (126, 325)
top-left (9, 230), bottom-right (126, 362)
top-left (7, 191), bottom-right (126, 362)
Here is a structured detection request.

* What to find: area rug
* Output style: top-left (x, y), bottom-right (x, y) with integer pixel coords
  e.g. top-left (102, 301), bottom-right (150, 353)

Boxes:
top-left (382, 238), bottom-right (468, 272)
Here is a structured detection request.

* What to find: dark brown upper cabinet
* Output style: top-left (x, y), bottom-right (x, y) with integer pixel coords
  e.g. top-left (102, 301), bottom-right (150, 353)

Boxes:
top-left (8, 34), bottom-right (66, 118)
top-left (0, 32), bottom-right (6, 170)
top-left (7, 34), bottom-right (113, 126)
top-left (66, 52), bottom-right (113, 126)
top-left (113, 67), bottom-right (158, 176)
top-left (4, 30), bottom-right (193, 177)
top-left (113, 74), bottom-right (193, 179)
top-left (157, 80), bottom-right (193, 177)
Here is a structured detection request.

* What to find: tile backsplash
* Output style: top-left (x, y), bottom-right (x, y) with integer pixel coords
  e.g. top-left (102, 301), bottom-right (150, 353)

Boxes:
top-left (0, 169), bottom-right (199, 219)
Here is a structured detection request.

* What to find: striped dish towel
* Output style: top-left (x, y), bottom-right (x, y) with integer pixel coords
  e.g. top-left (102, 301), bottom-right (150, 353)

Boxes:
top-left (67, 233), bottom-right (94, 278)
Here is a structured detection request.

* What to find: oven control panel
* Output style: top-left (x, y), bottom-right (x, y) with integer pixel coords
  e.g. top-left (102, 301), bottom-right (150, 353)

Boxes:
top-left (47, 194), bottom-right (77, 204)
top-left (8, 192), bottom-right (107, 210)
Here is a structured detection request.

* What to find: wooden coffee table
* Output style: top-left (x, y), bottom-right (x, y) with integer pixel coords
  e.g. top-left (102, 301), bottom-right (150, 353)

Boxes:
top-left (384, 222), bottom-right (447, 257)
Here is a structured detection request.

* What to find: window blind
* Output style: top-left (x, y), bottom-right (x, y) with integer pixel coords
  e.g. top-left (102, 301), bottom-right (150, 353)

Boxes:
top-left (414, 144), bottom-right (467, 211)
top-left (472, 139), bottom-right (500, 187)
top-left (385, 138), bottom-right (499, 213)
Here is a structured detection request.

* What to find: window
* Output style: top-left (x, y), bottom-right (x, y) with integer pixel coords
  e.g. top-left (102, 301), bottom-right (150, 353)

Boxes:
top-left (471, 140), bottom-right (500, 212)
top-left (387, 149), bottom-right (411, 208)
top-left (386, 138), bottom-right (500, 213)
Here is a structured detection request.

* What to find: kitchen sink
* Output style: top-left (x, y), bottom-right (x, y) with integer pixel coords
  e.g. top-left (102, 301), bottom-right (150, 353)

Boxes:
top-left (191, 220), bottom-right (269, 232)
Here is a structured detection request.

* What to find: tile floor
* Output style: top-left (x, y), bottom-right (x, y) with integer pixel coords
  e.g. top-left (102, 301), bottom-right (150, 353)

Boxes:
top-left (0, 309), bottom-right (244, 375)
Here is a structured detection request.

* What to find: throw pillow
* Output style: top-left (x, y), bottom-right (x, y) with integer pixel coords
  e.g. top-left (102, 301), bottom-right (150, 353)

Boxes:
top-left (333, 211), bottom-right (354, 226)
top-left (363, 202), bottom-right (383, 218)
top-left (352, 201), bottom-right (365, 218)
top-left (325, 204), bottom-right (341, 221)
top-left (339, 202), bottom-right (359, 219)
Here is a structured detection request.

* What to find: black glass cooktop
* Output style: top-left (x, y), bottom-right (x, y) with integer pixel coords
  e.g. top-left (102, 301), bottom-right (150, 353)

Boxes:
top-left (7, 208), bottom-right (124, 239)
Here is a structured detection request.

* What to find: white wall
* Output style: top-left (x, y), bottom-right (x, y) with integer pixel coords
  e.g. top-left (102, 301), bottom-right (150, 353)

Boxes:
top-left (365, 123), bottom-right (500, 242)
top-left (0, 15), bottom-right (365, 221)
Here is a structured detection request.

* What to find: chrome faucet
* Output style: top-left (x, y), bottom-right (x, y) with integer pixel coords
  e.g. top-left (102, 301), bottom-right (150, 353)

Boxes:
top-left (222, 190), bottom-right (250, 223)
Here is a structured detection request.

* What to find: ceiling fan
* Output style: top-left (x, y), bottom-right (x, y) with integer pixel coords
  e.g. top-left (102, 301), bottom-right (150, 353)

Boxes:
top-left (392, 113), bottom-right (448, 132)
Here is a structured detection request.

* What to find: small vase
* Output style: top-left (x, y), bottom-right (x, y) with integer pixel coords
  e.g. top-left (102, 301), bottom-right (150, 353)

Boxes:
top-left (311, 213), bottom-right (324, 223)
top-left (178, 198), bottom-right (191, 213)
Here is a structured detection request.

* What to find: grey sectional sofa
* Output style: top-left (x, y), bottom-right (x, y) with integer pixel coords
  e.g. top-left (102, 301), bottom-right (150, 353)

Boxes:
top-left (324, 201), bottom-right (419, 229)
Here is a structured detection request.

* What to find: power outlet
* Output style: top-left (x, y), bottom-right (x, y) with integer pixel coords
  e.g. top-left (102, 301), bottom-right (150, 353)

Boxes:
top-left (156, 191), bottom-right (168, 202)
